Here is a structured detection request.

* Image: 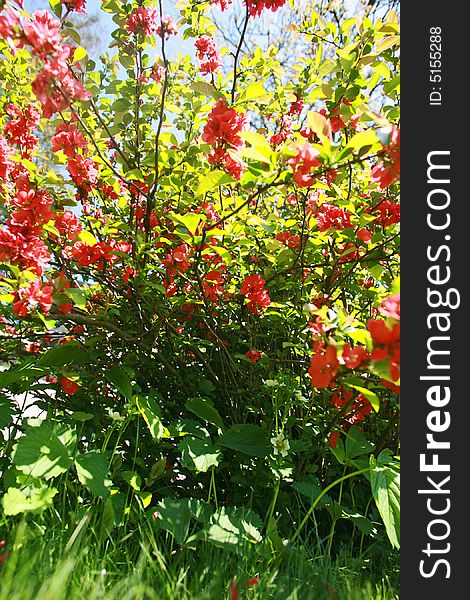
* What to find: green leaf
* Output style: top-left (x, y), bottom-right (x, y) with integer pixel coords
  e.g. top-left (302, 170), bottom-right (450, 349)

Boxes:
top-left (344, 129), bottom-right (380, 151)
top-left (75, 452), bottom-right (111, 497)
top-left (200, 507), bottom-right (262, 552)
top-left (218, 424), bottom-right (271, 458)
top-left (12, 421), bottom-right (74, 480)
top-left (178, 437), bottom-right (221, 473)
top-left (370, 451), bottom-right (400, 548)
top-left (173, 213), bottom-right (201, 236)
top-left (100, 491), bottom-right (126, 541)
top-left (0, 396), bottom-right (13, 428)
top-left (190, 81), bottom-right (223, 99)
top-left (154, 498), bottom-right (192, 544)
top-left (293, 475), bottom-right (332, 509)
top-left (2, 485), bottom-right (58, 515)
top-left (239, 82), bottom-right (266, 102)
top-left (196, 170), bottom-right (234, 197)
top-left (38, 342), bottom-right (89, 368)
top-left (105, 366), bottom-right (132, 400)
top-left (344, 425), bottom-right (375, 459)
top-left (65, 288), bottom-right (87, 310)
top-left (344, 383), bottom-right (380, 412)
top-left (73, 46), bottom-right (87, 63)
top-left (185, 397), bottom-right (224, 430)
top-left (136, 395), bottom-right (164, 440)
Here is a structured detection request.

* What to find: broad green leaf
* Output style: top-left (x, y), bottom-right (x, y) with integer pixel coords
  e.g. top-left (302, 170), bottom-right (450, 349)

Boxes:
top-left (344, 383), bottom-right (380, 412)
top-left (307, 110), bottom-right (332, 140)
top-left (105, 366), bottom-right (132, 400)
top-left (178, 437), bottom-right (221, 473)
top-left (185, 397), bottom-right (224, 430)
top-left (2, 485), bottom-right (58, 515)
top-left (72, 46), bottom-right (87, 63)
top-left (38, 342), bottom-right (89, 368)
top-left (190, 81), bottom-right (223, 99)
top-left (218, 424), bottom-right (271, 458)
top-left (75, 452), bottom-right (111, 497)
top-left (293, 475), bottom-right (332, 509)
top-left (100, 490), bottom-right (126, 541)
top-left (239, 82), bottom-right (266, 102)
top-left (154, 498), bottom-right (192, 544)
top-left (201, 507), bottom-right (263, 552)
top-left (0, 396), bottom-right (14, 428)
top-left (136, 395), bottom-right (165, 440)
top-left (344, 129), bottom-right (380, 152)
top-left (196, 170), bottom-right (234, 197)
top-left (370, 451), bottom-right (400, 548)
top-left (344, 425), bottom-right (375, 459)
top-left (65, 288), bottom-right (87, 310)
top-left (12, 421), bottom-right (74, 480)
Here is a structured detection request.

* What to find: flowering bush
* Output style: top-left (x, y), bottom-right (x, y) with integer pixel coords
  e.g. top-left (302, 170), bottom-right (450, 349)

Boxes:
top-left (0, 0), bottom-right (400, 555)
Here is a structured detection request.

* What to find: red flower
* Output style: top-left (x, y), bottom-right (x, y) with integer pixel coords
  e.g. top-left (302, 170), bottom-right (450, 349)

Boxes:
top-left (288, 143), bottom-right (321, 188)
top-left (60, 376), bottom-right (79, 395)
top-left (202, 99), bottom-right (247, 149)
top-left (67, 155), bottom-right (99, 187)
top-left (13, 279), bottom-right (53, 316)
top-left (240, 274), bottom-right (271, 313)
top-left (245, 349), bottom-right (261, 363)
top-left (246, 576), bottom-right (260, 587)
top-left (126, 6), bottom-right (159, 36)
top-left (228, 579), bottom-right (239, 600)
top-left (245, 0), bottom-right (288, 18)
top-left (308, 346), bottom-right (339, 389)
top-left (367, 319), bottom-right (400, 346)
top-left (378, 292), bottom-right (400, 321)
top-left (315, 203), bottom-right (351, 232)
top-left (194, 36), bottom-right (222, 75)
top-left (22, 10), bottom-right (62, 59)
top-left (371, 126), bottom-right (400, 188)
top-left (342, 344), bottom-right (368, 369)
top-left (52, 123), bottom-right (88, 157)
top-left (357, 227), bottom-right (372, 243)
top-left (328, 431), bottom-right (340, 448)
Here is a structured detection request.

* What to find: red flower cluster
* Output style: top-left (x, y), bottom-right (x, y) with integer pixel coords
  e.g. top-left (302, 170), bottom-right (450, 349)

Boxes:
top-left (52, 123), bottom-right (88, 157)
top-left (126, 6), bottom-right (159, 36)
top-left (341, 343), bottom-right (368, 369)
top-left (211, 0), bottom-right (232, 10)
top-left (367, 293), bottom-right (400, 383)
top-left (22, 10), bottom-right (62, 59)
top-left (61, 0), bottom-right (87, 14)
top-left (315, 203), bottom-right (352, 231)
top-left (331, 388), bottom-right (372, 425)
top-left (270, 114), bottom-right (293, 146)
top-left (240, 274), bottom-right (271, 313)
top-left (202, 99), bottom-right (247, 179)
top-left (13, 278), bottom-right (53, 316)
top-left (71, 240), bottom-right (130, 271)
top-left (308, 345), bottom-right (339, 388)
top-left (194, 35), bottom-right (222, 75)
top-left (245, 0), bottom-right (288, 18)
top-left (275, 231), bottom-right (300, 249)
top-left (60, 376), bottom-right (79, 395)
top-left (319, 106), bottom-right (346, 133)
top-left (4, 104), bottom-right (40, 157)
top-left (245, 349), bottom-right (261, 363)
top-left (0, 135), bottom-right (15, 181)
top-left (31, 44), bottom-right (91, 118)
top-left (66, 155), bottom-right (99, 189)
top-left (156, 15), bottom-right (178, 39)
top-left (369, 199), bottom-right (400, 226)
top-left (371, 126), bottom-right (400, 188)
top-left (288, 143), bottom-right (321, 187)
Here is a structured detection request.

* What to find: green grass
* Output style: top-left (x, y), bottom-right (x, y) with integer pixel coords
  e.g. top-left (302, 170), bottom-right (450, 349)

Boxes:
top-left (0, 518), bottom-right (399, 600)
